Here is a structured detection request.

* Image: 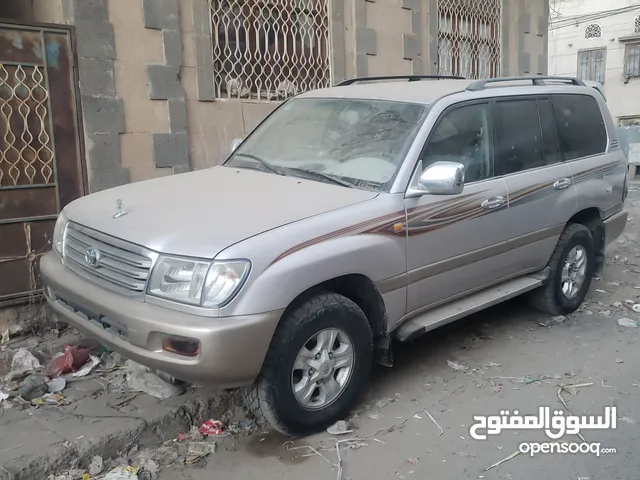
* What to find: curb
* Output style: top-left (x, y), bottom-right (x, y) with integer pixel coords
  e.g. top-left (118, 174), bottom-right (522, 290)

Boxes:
top-left (0, 389), bottom-right (242, 480)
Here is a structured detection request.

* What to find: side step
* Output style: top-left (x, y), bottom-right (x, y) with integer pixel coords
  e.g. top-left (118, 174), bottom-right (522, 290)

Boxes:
top-left (394, 270), bottom-right (549, 343)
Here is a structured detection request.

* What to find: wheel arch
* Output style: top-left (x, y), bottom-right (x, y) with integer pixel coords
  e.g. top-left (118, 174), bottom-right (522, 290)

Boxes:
top-left (281, 273), bottom-right (388, 342)
top-left (566, 207), bottom-right (604, 271)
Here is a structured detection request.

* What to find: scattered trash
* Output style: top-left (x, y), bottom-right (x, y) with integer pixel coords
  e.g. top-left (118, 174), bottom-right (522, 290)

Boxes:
top-left (177, 426), bottom-right (203, 443)
top-left (586, 311), bottom-right (593, 316)
top-left (367, 413), bottom-right (380, 420)
top-left (18, 375), bottom-right (48, 400)
top-left (413, 414), bottom-right (422, 420)
top-left (447, 360), bottom-right (468, 371)
top-left (633, 304), bottom-right (640, 313)
top-left (103, 466), bottom-right (139, 480)
top-left (608, 282), bottom-right (621, 287)
top-left (199, 419), bottom-right (225, 436)
top-left (9, 348), bottom-right (42, 377)
top-left (600, 310), bottom-right (611, 316)
top-left (48, 345), bottom-right (91, 378)
top-left (615, 359), bottom-right (624, 364)
top-left (32, 393), bottom-right (64, 405)
top-left (486, 449), bottom-right (521, 471)
top-left (88, 456), bottom-right (104, 476)
top-left (47, 376), bottom-right (66, 393)
top-left (73, 355), bottom-right (100, 378)
top-left (408, 458), bottom-right (419, 465)
top-left (595, 289), bottom-right (608, 294)
top-left (612, 301), bottom-right (623, 308)
top-left (551, 315), bottom-right (567, 323)
top-left (183, 441), bottom-right (216, 464)
top-left (125, 361), bottom-right (184, 400)
top-left (617, 318), bottom-right (639, 328)
top-left (327, 420), bottom-right (353, 435)
top-left (424, 410), bottom-right (444, 436)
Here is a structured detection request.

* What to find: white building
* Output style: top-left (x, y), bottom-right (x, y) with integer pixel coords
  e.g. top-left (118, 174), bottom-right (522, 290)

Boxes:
top-left (548, 0), bottom-right (640, 118)
top-left (548, 0), bottom-right (640, 173)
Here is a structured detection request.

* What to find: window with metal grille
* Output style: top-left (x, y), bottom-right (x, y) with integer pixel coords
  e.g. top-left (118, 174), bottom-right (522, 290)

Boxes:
top-left (209, 0), bottom-right (331, 101)
top-left (584, 23), bottom-right (602, 39)
top-left (625, 43), bottom-right (640, 79)
top-left (577, 48), bottom-right (606, 84)
top-left (635, 15), bottom-right (640, 33)
top-left (436, 0), bottom-right (501, 79)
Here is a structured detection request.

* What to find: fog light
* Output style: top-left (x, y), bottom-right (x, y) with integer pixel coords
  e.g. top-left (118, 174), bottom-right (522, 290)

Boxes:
top-left (162, 335), bottom-right (200, 357)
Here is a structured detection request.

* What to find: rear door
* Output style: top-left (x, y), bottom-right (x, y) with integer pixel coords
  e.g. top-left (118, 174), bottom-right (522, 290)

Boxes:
top-left (551, 94), bottom-right (621, 220)
top-left (495, 96), bottom-right (578, 272)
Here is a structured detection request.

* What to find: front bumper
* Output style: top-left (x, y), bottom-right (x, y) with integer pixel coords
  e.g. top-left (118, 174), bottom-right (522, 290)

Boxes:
top-left (603, 210), bottom-right (628, 247)
top-left (40, 251), bottom-right (282, 387)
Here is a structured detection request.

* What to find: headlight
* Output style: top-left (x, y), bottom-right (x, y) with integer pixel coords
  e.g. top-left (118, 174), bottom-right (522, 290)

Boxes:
top-left (52, 211), bottom-right (68, 256)
top-left (147, 256), bottom-right (250, 308)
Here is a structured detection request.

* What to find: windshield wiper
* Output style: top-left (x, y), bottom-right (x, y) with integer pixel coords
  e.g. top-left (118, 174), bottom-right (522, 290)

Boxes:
top-left (233, 153), bottom-right (285, 176)
top-left (283, 167), bottom-right (355, 188)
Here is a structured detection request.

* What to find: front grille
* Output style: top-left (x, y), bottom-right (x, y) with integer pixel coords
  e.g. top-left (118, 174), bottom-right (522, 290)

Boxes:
top-left (63, 222), bottom-right (153, 295)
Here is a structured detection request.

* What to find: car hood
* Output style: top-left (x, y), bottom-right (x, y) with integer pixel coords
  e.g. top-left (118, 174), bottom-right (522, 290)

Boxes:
top-left (65, 166), bottom-right (378, 258)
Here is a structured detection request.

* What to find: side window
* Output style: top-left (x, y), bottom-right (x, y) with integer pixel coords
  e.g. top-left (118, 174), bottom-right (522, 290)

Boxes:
top-left (537, 98), bottom-right (562, 165)
top-left (551, 94), bottom-right (607, 160)
top-left (493, 99), bottom-right (544, 175)
top-left (420, 103), bottom-right (492, 183)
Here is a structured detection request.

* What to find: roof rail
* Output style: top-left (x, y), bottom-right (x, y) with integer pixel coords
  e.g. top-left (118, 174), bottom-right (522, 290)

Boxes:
top-left (466, 76), bottom-right (586, 91)
top-left (337, 75), bottom-right (465, 86)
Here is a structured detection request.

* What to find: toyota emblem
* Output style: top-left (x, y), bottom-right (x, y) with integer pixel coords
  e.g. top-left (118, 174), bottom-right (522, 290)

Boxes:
top-left (84, 248), bottom-right (101, 268)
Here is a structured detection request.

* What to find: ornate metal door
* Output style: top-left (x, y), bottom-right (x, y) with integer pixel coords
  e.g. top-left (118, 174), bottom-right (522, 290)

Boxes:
top-left (0, 22), bottom-right (85, 306)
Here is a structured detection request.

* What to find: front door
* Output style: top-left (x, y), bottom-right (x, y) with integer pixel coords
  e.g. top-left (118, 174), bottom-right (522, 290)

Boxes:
top-left (404, 101), bottom-right (513, 313)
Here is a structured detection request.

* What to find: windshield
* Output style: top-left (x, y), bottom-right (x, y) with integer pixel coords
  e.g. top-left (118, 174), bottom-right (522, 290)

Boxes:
top-left (225, 97), bottom-right (428, 191)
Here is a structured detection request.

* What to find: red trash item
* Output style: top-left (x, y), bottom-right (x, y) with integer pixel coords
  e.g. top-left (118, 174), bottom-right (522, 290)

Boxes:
top-left (48, 346), bottom-right (91, 377)
top-left (199, 419), bottom-right (224, 436)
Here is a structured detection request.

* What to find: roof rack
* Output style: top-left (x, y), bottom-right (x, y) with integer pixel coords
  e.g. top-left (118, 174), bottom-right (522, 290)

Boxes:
top-left (337, 75), bottom-right (465, 86)
top-left (466, 76), bottom-right (586, 91)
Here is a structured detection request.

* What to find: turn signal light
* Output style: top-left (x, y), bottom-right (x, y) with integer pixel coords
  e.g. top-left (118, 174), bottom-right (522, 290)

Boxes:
top-left (161, 335), bottom-right (200, 357)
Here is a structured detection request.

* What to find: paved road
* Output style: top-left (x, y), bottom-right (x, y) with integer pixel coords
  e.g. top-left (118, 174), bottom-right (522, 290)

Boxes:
top-left (161, 189), bottom-right (640, 480)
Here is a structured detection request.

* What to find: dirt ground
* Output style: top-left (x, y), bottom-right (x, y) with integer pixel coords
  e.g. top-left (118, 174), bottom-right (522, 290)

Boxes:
top-left (159, 188), bottom-right (640, 480)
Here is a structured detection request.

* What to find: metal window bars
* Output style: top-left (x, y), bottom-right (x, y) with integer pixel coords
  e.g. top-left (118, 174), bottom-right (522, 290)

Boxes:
top-left (210, 0), bottom-right (331, 101)
top-left (584, 23), bottom-right (602, 39)
top-left (436, 0), bottom-right (501, 80)
top-left (0, 64), bottom-right (54, 187)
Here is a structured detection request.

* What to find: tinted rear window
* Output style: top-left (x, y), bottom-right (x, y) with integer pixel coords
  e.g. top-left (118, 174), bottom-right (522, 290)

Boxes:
top-left (551, 95), bottom-right (607, 160)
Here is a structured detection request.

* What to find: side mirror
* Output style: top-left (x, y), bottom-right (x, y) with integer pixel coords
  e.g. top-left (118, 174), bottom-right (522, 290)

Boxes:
top-left (416, 161), bottom-right (465, 195)
top-left (230, 138), bottom-right (243, 154)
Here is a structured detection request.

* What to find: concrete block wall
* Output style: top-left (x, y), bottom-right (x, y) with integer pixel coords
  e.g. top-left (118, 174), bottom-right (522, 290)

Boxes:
top-left (179, 0), bottom-right (278, 171)
top-left (10, 0), bottom-right (550, 191)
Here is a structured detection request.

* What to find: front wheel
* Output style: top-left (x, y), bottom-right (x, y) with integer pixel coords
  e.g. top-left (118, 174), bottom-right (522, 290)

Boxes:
top-left (529, 223), bottom-right (595, 316)
top-left (246, 293), bottom-right (373, 435)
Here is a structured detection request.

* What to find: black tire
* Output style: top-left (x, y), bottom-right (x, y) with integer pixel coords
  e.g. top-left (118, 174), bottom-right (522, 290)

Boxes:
top-left (245, 293), bottom-right (373, 435)
top-left (529, 223), bottom-right (595, 316)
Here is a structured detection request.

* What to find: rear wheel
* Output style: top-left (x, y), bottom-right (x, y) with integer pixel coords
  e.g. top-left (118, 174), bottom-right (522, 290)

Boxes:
top-left (246, 293), bottom-right (373, 435)
top-left (529, 223), bottom-right (595, 316)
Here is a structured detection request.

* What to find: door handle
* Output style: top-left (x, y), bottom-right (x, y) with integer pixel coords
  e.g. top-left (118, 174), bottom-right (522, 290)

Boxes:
top-left (481, 196), bottom-right (506, 210)
top-left (553, 178), bottom-right (572, 190)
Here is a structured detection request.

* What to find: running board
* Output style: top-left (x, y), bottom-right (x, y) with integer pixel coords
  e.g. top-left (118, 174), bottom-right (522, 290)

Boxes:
top-left (394, 270), bottom-right (549, 343)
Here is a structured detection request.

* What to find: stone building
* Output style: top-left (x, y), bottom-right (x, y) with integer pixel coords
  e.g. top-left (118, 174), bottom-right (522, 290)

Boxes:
top-left (0, 0), bottom-right (551, 304)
